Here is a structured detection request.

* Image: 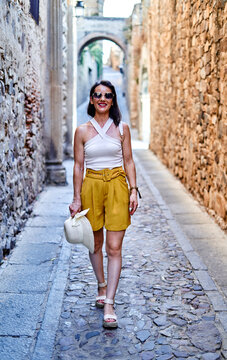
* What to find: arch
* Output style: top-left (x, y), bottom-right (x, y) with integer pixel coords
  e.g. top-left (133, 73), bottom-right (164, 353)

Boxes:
top-left (78, 32), bottom-right (127, 59)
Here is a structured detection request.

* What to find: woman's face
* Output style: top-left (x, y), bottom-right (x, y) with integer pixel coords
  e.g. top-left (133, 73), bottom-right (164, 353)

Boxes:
top-left (90, 85), bottom-right (114, 115)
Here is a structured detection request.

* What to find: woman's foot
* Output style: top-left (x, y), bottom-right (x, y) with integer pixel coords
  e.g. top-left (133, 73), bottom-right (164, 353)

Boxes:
top-left (95, 281), bottom-right (107, 308)
top-left (103, 298), bottom-right (118, 328)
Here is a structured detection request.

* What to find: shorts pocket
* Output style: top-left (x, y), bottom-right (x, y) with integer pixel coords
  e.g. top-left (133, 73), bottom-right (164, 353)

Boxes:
top-left (117, 174), bottom-right (128, 186)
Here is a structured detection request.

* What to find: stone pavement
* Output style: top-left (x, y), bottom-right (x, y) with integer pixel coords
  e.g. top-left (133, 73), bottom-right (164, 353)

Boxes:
top-left (0, 170), bottom-right (73, 360)
top-left (52, 159), bottom-right (226, 360)
top-left (133, 149), bottom-right (227, 305)
top-left (0, 153), bottom-right (227, 359)
top-left (0, 67), bottom-right (227, 359)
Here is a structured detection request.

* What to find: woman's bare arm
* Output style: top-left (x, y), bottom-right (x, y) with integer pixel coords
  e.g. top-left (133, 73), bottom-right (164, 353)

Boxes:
top-left (122, 123), bottom-right (138, 215)
top-left (69, 126), bottom-right (85, 217)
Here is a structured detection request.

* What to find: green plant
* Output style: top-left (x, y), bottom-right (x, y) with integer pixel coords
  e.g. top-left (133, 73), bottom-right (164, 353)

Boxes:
top-left (88, 41), bottom-right (103, 78)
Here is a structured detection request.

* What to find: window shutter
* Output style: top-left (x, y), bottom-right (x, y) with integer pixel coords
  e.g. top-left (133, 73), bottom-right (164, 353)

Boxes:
top-left (30, 0), bottom-right (39, 25)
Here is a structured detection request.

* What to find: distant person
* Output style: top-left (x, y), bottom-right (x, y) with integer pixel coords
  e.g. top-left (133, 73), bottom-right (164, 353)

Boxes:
top-left (119, 65), bottom-right (124, 74)
top-left (69, 80), bottom-right (140, 328)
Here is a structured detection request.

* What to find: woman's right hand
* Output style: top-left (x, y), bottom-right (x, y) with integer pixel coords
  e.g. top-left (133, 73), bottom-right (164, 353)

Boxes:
top-left (69, 199), bottom-right (81, 217)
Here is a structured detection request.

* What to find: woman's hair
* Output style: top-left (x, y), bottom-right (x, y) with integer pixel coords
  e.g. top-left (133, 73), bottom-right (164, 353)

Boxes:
top-left (87, 80), bottom-right (122, 126)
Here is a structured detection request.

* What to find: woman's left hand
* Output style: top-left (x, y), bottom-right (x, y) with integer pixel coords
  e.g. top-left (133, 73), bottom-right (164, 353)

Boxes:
top-left (129, 192), bottom-right (138, 215)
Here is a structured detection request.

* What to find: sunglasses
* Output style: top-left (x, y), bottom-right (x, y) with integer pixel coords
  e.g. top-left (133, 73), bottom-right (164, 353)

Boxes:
top-left (92, 92), bottom-right (114, 100)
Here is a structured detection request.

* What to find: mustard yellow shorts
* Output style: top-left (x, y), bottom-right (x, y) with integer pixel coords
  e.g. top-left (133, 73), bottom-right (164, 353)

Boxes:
top-left (81, 167), bottom-right (131, 232)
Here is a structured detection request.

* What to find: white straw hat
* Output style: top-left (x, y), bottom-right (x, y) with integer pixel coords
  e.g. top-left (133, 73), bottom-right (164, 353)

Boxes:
top-left (64, 209), bottom-right (94, 254)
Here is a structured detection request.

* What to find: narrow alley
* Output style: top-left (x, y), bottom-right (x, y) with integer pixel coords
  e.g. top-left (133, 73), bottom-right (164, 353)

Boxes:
top-left (0, 1), bottom-right (227, 360)
top-left (52, 160), bottom-right (226, 359)
top-left (1, 68), bottom-right (227, 360)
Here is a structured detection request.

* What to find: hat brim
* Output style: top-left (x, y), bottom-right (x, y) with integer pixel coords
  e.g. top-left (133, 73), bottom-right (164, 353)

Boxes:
top-left (64, 209), bottom-right (94, 253)
top-left (81, 216), bottom-right (95, 254)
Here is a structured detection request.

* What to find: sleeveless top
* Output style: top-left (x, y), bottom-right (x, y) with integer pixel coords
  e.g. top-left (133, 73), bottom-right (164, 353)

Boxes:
top-left (84, 118), bottom-right (123, 171)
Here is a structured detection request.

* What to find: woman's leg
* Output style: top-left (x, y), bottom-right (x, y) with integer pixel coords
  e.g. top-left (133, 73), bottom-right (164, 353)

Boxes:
top-left (104, 230), bottom-right (125, 319)
top-left (89, 228), bottom-right (106, 297)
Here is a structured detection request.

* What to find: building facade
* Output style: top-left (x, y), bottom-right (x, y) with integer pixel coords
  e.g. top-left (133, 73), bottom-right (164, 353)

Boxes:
top-left (84, 0), bottom-right (104, 16)
top-left (127, 0), bottom-right (227, 229)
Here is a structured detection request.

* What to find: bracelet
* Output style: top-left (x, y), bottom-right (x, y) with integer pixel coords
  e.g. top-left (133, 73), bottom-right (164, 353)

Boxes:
top-left (130, 187), bottom-right (142, 199)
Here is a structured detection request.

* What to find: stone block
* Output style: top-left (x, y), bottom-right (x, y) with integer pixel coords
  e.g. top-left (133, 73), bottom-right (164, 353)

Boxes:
top-left (0, 337), bottom-right (33, 360)
top-left (207, 290), bottom-right (227, 311)
top-left (194, 270), bottom-right (217, 291)
top-left (0, 293), bottom-right (45, 336)
top-left (203, 51), bottom-right (211, 65)
top-left (185, 250), bottom-right (208, 270)
top-left (17, 225), bottom-right (63, 244)
top-left (9, 242), bottom-right (60, 265)
top-left (214, 192), bottom-right (227, 219)
top-left (220, 37), bottom-right (227, 52)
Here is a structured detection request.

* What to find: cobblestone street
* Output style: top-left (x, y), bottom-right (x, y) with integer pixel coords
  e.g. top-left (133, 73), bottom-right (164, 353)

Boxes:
top-left (0, 70), bottom-right (226, 360)
top-left (52, 165), bottom-right (224, 360)
top-left (1, 1), bottom-right (227, 359)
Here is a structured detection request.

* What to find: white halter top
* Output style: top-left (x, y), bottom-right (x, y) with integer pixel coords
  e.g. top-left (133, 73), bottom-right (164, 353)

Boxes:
top-left (84, 118), bottom-right (123, 171)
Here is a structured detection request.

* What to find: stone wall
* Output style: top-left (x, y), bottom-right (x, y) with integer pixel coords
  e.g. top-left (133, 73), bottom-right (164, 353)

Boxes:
top-left (126, 4), bottom-right (142, 128)
top-left (77, 49), bottom-right (98, 106)
top-left (108, 45), bottom-right (124, 71)
top-left (0, 0), bottom-right (47, 260)
top-left (0, 0), bottom-right (77, 260)
top-left (62, 0), bottom-right (69, 156)
top-left (128, 0), bottom-right (227, 229)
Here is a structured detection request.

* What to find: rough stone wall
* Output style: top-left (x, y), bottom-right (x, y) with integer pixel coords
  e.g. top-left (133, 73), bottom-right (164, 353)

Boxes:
top-left (0, 0), bottom-right (47, 259)
top-left (126, 4), bottom-right (142, 128)
top-left (77, 50), bottom-right (98, 106)
top-left (62, 0), bottom-right (69, 157)
top-left (129, 0), bottom-right (227, 229)
top-left (109, 45), bottom-right (124, 71)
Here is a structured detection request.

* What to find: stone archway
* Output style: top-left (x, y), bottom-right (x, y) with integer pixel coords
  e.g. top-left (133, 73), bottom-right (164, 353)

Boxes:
top-left (76, 16), bottom-right (128, 107)
top-left (77, 34), bottom-right (126, 107)
top-left (77, 16), bottom-right (127, 58)
top-left (78, 32), bottom-right (127, 60)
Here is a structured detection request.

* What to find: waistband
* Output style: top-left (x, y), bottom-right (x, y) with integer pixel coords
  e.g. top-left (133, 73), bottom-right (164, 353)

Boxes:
top-left (85, 167), bottom-right (126, 182)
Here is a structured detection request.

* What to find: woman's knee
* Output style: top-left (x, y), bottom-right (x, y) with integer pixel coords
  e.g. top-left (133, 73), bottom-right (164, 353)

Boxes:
top-left (106, 245), bottom-right (122, 258)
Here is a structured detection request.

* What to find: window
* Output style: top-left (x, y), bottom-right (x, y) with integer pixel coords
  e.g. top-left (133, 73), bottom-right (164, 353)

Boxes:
top-left (30, 0), bottom-right (39, 25)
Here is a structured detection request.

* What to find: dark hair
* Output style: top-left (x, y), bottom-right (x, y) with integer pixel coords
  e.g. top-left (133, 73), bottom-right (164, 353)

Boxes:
top-left (87, 80), bottom-right (122, 126)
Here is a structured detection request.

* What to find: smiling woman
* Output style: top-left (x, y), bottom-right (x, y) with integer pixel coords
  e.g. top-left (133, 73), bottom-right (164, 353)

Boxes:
top-left (69, 79), bottom-right (140, 329)
top-left (87, 81), bottom-right (121, 126)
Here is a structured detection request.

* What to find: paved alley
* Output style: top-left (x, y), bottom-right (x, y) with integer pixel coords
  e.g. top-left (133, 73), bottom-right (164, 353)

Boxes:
top-left (0, 154), bottom-right (227, 360)
top-left (0, 68), bottom-right (227, 360)
top-left (52, 159), bottom-right (225, 360)
top-left (1, 0), bottom-right (227, 358)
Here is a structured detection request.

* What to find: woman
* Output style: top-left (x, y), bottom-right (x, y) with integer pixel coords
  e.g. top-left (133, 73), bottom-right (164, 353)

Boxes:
top-left (69, 80), bottom-right (139, 329)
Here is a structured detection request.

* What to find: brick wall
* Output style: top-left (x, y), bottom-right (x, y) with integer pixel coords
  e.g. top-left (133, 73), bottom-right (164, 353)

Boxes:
top-left (128, 0), bottom-right (227, 229)
top-left (0, 0), bottom-right (47, 259)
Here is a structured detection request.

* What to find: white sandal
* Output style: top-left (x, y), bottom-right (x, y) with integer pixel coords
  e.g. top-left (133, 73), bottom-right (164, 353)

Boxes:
top-left (95, 281), bottom-right (107, 308)
top-left (103, 298), bottom-right (118, 328)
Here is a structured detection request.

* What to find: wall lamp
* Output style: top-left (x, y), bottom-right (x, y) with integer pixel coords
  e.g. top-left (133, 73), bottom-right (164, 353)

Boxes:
top-left (75, 1), bottom-right (85, 17)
